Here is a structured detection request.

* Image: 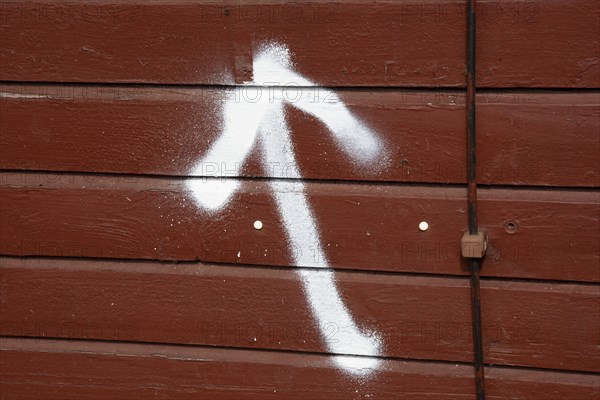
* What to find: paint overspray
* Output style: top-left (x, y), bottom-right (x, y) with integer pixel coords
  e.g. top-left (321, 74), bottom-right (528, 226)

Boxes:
top-left (187, 42), bottom-right (389, 376)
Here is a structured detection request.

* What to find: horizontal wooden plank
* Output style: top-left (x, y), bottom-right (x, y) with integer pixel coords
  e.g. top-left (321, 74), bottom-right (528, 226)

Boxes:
top-left (1, 257), bottom-right (598, 372)
top-left (1, 338), bottom-right (599, 400)
top-left (477, 91), bottom-right (600, 187)
top-left (1, 85), bottom-right (598, 187)
top-left (0, 1), bottom-right (598, 87)
top-left (1, 173), bottom-right (598, 282)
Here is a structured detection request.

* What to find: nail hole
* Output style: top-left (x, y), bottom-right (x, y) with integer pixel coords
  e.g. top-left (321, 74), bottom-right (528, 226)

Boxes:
top-left (504, 220), bottom-right (519, 234)
top-left (418, 221), bottom-right (429, 231)
top-left (253, 220), bottom-right (263, 230)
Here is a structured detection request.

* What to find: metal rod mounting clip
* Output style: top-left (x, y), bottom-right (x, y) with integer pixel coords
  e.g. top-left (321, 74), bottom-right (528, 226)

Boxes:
top-left (461, 231), bottom-right (487, 259)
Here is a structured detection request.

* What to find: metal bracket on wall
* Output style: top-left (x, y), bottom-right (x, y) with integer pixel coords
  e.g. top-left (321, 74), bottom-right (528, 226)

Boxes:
top-left (461, 231), bottom-right (487, 259)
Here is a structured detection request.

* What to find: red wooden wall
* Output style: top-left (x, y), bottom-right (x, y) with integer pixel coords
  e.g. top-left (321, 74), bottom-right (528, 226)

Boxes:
top-left (1, 1), bottom-right (599, 398)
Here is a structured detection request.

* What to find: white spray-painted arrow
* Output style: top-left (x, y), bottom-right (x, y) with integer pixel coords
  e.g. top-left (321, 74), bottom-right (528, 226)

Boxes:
top-left (187, 42), bottom-right (388, 375)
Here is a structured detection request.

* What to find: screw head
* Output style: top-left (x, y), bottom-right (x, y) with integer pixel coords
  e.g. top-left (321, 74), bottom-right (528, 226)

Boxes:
top-left (253, 220), bottom-right (263, 230)
top-left (418, 221), bottom-right (429, 231)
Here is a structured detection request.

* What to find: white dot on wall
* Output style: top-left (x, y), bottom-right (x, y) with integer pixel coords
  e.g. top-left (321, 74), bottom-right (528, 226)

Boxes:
top-left (254, 220), bottom-right (263, 230)
top-left (419, 221), bottom-right (429, 231)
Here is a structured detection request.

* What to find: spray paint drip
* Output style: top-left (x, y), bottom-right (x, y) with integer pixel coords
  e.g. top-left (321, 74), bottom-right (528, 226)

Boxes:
top-left (187, 42), bottom-right (388, 375)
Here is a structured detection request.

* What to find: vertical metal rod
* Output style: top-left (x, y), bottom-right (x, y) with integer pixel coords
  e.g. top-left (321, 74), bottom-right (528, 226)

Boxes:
top-left (466, 0), bottom-right (486, 399)
top-left (466, 0), bottom-right (477, 236)
top-left (469, 259), bottom-right (485, 399)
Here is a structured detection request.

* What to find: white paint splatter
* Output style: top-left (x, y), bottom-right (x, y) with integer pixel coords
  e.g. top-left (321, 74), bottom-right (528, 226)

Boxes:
top-left (188, 179), bottom-right (240, 211)
top-left (187, 42), bottom-right (388, 375)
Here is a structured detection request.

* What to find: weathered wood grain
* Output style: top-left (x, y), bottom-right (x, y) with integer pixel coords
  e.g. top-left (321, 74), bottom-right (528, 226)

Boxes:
top-left (0, 1), bottom-right (598, 87)
top-left (1, 173), bottom-right (598, 282)
top-left (1, 257), bottom-right (598, 372)
top-left (1, 85), bottom-right (598, 187)
top-left (477, 91), bottom-right (600, 187)
top-left (1, 338), bottom-right (599, 400)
